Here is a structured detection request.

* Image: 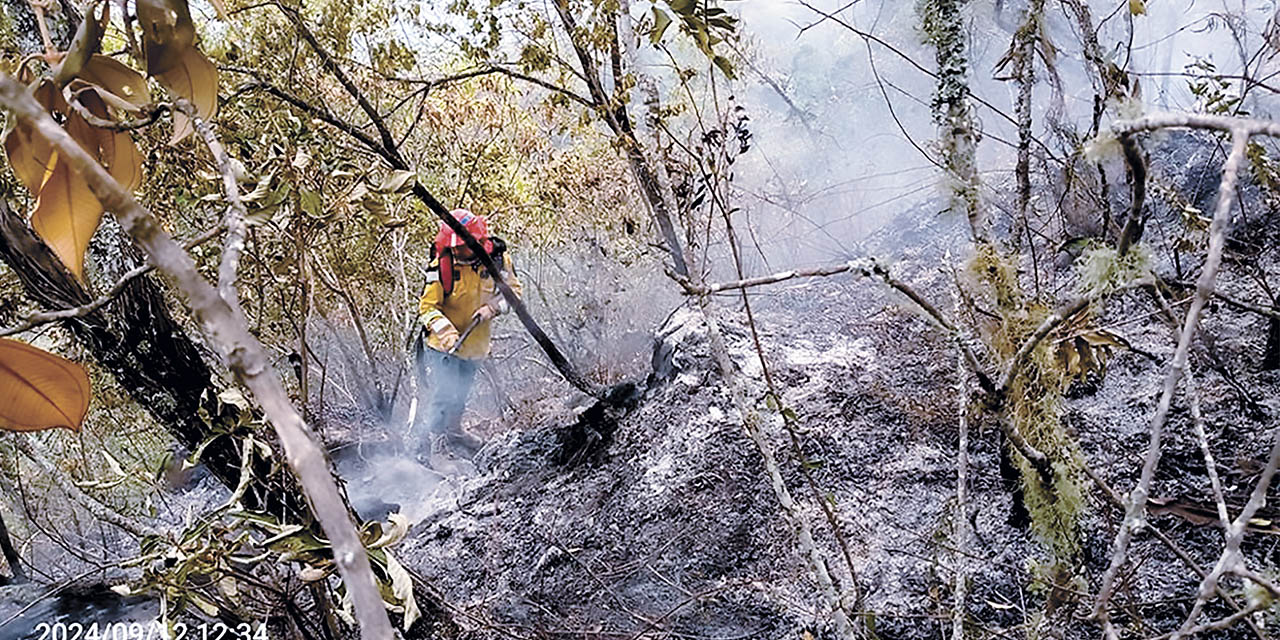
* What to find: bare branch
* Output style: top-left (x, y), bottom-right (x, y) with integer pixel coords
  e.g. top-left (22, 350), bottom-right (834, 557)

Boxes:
top-left (178, 99), bottom-right (249, 318)
top-left (0, 72), bottom-right (395, 639)
top-left (232, 76), bottom-right (386, 160)
top-left (950, 289), bottom-right (971, 640)
top-left (997, 296), bottom-right (1092, 393)
top-left (483, 65), bottom-right (595, 108)
top-left (66, 92), bottom-right (168, 131)
top-left (1113, 112), bottom-right (1280, 137)
top-left (1116, 133), bottom-right (1147, 256)
top-left (1094, 127), bottom-right (1250, 622)
top-left (1185, 368), bottom-right (1229, 527)
top-left (676, 260), bottom-right (861, 295)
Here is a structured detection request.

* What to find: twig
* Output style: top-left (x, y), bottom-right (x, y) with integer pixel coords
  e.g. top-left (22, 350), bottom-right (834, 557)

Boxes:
top-left (178, 99), bottom-right (249, 320)
top-left (1185, 368), bottom-right (1229, 528)
top-left (0, 72), bottom-right (395, 640)
top-left (997, 296), bottom-right (1092, 393)
top-left (66, 93), bottom-right (169, 131)
top-left (865, 261), bottom-right (997, 395)
top-left (0, 224), bottom-right (222, 338)
top-left (1113, 112), bottom-right (1280, 137)
top-left (1148, 601), bottom-right (1268, 640)
top-left (275, 3), bottom-right (399, 158)
top-left (950, 285), bottom-right (971, 640)
top-left (1094, 127), bottom-right (1250, 622)
top-left (10, 435), bottom-right (157, 538)
top-left (676, 260), bottom-right (861, 295)
top-left (716, 182), bottom-right (863, 617)
top-left (1081, 466), bottom-right (1268, 640)
top-left (1206, 288), bottom-right (1280, 321)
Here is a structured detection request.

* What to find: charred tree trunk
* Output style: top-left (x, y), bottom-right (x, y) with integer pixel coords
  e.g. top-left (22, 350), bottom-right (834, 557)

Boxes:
top-left (0, 201), bottom-right (306, 517)
top-left (1264, 315), bottom-right (1280, 370)
top-left (0, 511), bottom-right (27, 584)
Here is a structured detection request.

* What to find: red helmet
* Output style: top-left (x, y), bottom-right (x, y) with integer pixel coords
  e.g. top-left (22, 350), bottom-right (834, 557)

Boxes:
top-left (434, 209), bottom-right (493, 255)
top-left (433, 209), bottom-right (493, 296)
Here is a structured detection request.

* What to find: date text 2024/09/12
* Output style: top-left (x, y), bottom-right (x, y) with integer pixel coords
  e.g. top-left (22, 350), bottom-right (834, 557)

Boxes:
top-left (29, 622), bottom-right (268, 640)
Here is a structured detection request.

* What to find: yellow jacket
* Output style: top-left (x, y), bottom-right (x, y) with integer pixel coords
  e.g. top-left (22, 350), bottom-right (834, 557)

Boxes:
top-left (418, 257), bottom-right (522, 360)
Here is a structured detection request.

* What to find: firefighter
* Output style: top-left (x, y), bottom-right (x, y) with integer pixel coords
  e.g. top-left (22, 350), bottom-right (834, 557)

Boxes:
top-left (415, 209), bottom-right (521, 462)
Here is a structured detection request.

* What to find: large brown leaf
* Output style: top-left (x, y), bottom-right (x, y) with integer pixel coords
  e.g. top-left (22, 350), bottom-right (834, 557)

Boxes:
top-left (77, 54), bottom-right (152, 108)
top-left (3, 80), bottom-right (65, 193)
top-left (0, 338), bottom-right (91, 432)
top-left (155, 47), bottom-right (218, 144)
top-left (137, 0), bottom-right (196, 75)
top-left (31, 150), bottom-right (104, 279)
top-left (74, 88), bottom-right (144, 191)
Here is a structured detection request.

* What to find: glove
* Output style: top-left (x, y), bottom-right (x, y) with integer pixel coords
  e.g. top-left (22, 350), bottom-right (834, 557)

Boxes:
top-left (427, 316), bottom-right (460, 351)
top-left (472, 304), bottom-right (497, 322)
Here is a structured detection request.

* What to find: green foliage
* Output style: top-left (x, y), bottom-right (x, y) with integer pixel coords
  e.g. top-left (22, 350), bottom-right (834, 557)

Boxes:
top-left (1187, 57), bottom-right (1245, 116)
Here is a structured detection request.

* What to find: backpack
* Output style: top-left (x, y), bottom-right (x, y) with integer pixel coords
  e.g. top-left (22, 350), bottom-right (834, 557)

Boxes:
top-left (428, 236), bottom-right (507, 297)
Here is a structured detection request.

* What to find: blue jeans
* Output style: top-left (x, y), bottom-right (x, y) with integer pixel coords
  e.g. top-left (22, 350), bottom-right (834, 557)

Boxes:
top-left (416, 347), bottom-right (479, 444)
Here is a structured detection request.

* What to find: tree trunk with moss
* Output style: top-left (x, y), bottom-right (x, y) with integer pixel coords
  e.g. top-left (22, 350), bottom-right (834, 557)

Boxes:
top-left (920, 0), bottom-right (985, 242)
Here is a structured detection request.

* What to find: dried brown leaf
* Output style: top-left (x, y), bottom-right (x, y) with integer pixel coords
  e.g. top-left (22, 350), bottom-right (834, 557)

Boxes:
top-left (155, 47), bottom-right (218, 144)
top-left (0, 338), bottom-right (91, 432)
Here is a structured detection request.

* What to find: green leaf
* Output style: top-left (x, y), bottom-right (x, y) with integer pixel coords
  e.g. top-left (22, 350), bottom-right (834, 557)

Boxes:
top-left (668, 0), bottom-right (695, 14)
top-left (780, 406), bottom-right (798, 423)
top-left (712, 55), bottom-right (735, 79)
top-left (651, 7), bottom-right (672, 44)
top-left (299, 188), bottom-right (324, 219)
top-left (377, 170), bottom-right (416, 193)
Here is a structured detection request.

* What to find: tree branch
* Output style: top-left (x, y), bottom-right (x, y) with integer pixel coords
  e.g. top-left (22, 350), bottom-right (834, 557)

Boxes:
top-left (276, 2), bottom-right (401, 164)
top-left (178, 99), bottom-right (249, 318)
top-left (1115, 133), bottom-right (1147, 256)
top-left (1113, 112), bottom-right (1280, 137)
top-left (66, 91), bottom-right (169, 131)
top-left (997, 296), bottom-right (1092, 393)
top-left (1094, 127), bottom-right (1250, 623)
top-left (0, 72), bottom-right (395, 640)
top-left (0, 224), bottom-right (222, 338)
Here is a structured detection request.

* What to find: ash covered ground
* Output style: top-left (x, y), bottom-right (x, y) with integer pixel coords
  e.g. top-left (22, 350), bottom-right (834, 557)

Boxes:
top-left (335, 138), bottom-right (1280, 639)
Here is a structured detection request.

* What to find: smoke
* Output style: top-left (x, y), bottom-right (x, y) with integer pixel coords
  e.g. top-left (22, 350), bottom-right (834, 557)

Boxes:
top-left (697, 0), bottom-right (1280, 272)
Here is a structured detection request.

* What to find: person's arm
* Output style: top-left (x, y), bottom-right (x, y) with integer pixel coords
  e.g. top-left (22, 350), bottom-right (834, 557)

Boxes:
top-left (478, 254), bottom-right (521, 319)
top-left (419, 279), bottom-right (460, 349)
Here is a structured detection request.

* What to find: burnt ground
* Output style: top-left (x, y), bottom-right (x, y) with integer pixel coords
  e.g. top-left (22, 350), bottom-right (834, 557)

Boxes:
top-left (2, 133), bottom-right (1277, 640)
top-left (390, 133), bottom-right (1280, 640)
